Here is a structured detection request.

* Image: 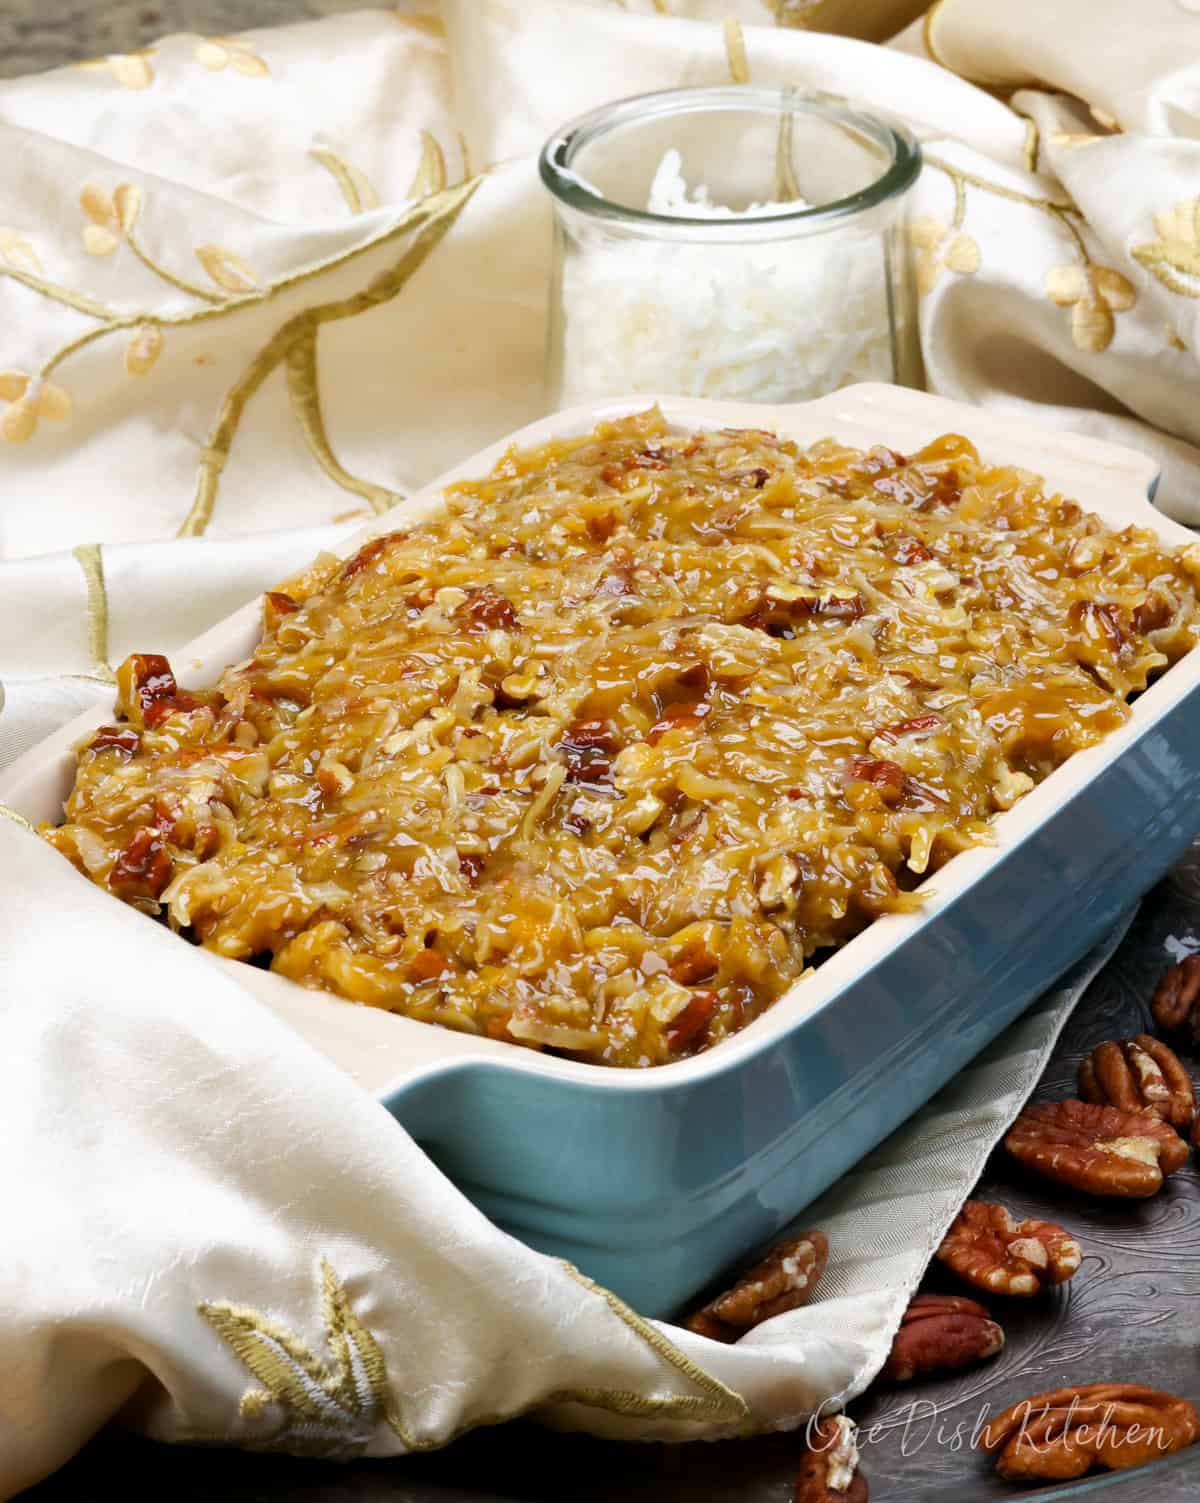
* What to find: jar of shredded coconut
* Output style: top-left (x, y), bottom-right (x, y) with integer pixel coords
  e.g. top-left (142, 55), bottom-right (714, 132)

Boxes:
top-left (539, 87), bottom-right (923, 406)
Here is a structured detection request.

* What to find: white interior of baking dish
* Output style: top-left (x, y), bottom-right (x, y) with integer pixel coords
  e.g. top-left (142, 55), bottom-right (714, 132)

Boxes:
top-left (3, 383), bottom-right (1195, 1098)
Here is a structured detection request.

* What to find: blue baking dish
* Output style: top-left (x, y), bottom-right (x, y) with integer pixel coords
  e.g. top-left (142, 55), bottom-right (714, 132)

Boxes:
top-left (6, 384), bottom-right (1198, 1317)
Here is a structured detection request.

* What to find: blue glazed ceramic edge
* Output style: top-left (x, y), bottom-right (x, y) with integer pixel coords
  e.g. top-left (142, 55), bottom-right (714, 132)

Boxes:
top-left (382, 663), bottom-right (1200, 1317)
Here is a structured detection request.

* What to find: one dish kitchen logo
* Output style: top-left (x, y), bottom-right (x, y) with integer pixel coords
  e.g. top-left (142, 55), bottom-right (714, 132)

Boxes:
top-left (805, 1398), bottom-right (1180, 1461)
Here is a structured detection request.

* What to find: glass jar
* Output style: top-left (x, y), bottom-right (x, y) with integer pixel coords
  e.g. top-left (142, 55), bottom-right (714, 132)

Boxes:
top-left (539, 86), bottom-right (923, 409)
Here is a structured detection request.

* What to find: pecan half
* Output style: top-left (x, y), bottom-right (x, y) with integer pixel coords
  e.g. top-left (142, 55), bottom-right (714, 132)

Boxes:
top-left (1005, 1100), bottom-right (1189, 1198)
top-left (980, 1383), bottom-right (1199, 1481)
top-left (685, 1231), bottom-right (828, 1343)
top-left (1079, 1034), bottom-right (1196, 1133)
top-left (795, 1416), bottom-right (868, 1502)
top-left (1152, 956), bottom-right (1200, 1046)
top-left (937, 1200), bottom-right (1081, 1295)
top-left (882, 1293), bottom-right (1004, 1382)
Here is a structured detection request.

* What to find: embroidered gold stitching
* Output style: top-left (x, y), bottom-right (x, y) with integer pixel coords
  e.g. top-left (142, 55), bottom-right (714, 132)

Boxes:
top-left (1021, 117), bottom-right (1040, 175)
top-left (924, 155), bottom-right (1135, 349)
top-left (200, 1259), bottom-right (413, 1456)
top-left (1132, 198), bottom-right (1200, 299)
top-left (0, 803), bottom-right (35, 832)
top-left (178, 177), bottom-right (478, 537)
top-left (285, 326), bottom-right (400, 516)
top-left (72, 543), bottom-right (116, 684)
top-left (310, 149), bottom-right (381, 215)
top-left (723, 18), bottom-right (749, 85)
top-left (196, 1254), bottom-right (747, 1458)
top-left (560, 1261), bottom-right (748, 1424)
top-left (407, 130), bottom-right (448, 200)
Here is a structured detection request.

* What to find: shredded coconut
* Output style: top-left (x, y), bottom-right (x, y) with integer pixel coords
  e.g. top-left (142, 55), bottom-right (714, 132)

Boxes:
top-left (559, 148), bottom-right (897, 404)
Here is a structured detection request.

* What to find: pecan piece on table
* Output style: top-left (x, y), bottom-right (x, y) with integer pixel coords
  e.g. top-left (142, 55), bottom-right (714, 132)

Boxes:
top-left (1078, 1033), bottom-right (1196, 1133)
top-left (936, 1200), bottom-right (1081, 1295)
top-left (1005, 1100), bottom-right (1189, 1197)
top-left (795, 1416), bottom-right (868, 1502)
top-left (980, 1383), bottom-right (1200, 1482)
top-left (1152, 956), bottom-right (1200, 1046)
top-left (882, 1293), bottom-right (1004, 1382)
top-left (685, 1231), bottom-right (828, 1343)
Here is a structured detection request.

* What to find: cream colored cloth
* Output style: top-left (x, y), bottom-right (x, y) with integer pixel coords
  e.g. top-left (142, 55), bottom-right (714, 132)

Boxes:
top-left (0, 807), bottom-right (1129, 1492)
top-left (0, 0), bottom-right (1191, 1492)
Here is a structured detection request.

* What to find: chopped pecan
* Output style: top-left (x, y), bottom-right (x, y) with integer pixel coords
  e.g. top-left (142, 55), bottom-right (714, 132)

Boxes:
top-left (458, 586), bottom-right (518, 633)
top-left (744, 586), bottom-right (865, 635)
top-left (458, 852), bottom-right (486, 887)
top-left (646, 700), bottom-right (711, 745)
top-left (666, 925), bottom-right (720, 985)
top-left (1005, 1099), bottom-right (1189, 1198)
top-left (843, 756), bottom-right (907, 806)
top-left (263, 590), bottom-right (299, 631)
top-left (892, 533), bottom-right (932, 565)
top-left (339, 534), bottom-right (392, 580)
top-left (408, 948), bottom-right (449, 983)
top-left (795, 1416), bottom-right (868, 1502)
top-left (665, 988), bottom-right (716, 1053)
top-left (980, 1383), bottom-right (1199, 1482)
top-left (1069, 599), bottom-right (1127, 664)
top-left (686, 1231), bottom-right (828, 1343)
top-left (1078, 1034), bottom-right (1196, 1133)
top-left (882, 1293), bottom-right (1004, 1382)
top-left (558, 719), bottom-right (620, 786)
top-left (110, 827), bottom-right (172, 899)
top-left (88, 725), bottom-right (141, 757)
top-left (1132, 594), bottom-right (1172, 634)
top-left (1151, 956), bottom-right (1200, 1046)
top-left (115, 653), bottom-right (178, 729)
top-left (937, 1200), bottom-right (1081, 1295)
top-left (873, 713), bottom-right (941, 744)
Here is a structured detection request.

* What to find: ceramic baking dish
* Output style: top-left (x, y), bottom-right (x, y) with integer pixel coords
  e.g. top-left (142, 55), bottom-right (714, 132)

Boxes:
top-left (6, 384), bottom-right (1200, 1318)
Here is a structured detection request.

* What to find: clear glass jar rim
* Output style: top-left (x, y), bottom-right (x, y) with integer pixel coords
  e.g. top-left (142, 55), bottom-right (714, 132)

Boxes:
top-left (538, 86), bottom-right (922, 233)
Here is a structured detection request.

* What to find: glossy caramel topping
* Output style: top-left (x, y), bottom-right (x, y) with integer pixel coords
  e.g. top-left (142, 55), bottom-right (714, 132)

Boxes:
top-left (45, 412), bottom-right (1200, 1066)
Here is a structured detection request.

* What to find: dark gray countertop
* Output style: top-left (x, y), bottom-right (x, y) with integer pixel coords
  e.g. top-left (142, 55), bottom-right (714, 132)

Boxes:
top-left (21, 850), bottom-right (1200, 1499)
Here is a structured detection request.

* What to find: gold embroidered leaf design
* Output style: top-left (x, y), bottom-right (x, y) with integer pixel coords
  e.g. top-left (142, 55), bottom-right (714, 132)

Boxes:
top-left (0, 398), bottom-right (36, 442)
top-left (1132, 198), bottom-right (1200, 298)
top-left (37, 382), bottom-right (73, 421)
top-left (113, 184), bottom-right (143, 233)
top-left (310, 148), bottom-right (381, 215)
top-left (406, 130), bottom-right (447, 201)
top-left (1050, 132), bottom-right (1102, 150)
top-left (77, 50), bottom-right (156, 89)
top-left (195, 243), bottom-right (260, 293)
top-left (125, 323), bottom-right (163, 376)
top-left (723, 17), bottom-right (750, 84)
top-left (1046, 263), bottom-right (1136, 351)
top-left (392, 12), bottom-right (447, 40)
top-left (0, 374), bottom-right (72, 442)
top-left (910, 215), bottom-right (980, 294)
top-left (108, 52), bottom-right (154, 89)
top-left (198, 1260), bottom-right (406, 1458)
top-left (0, 228), bottom-right (40, 274)
top-left (81, 183), bottom-right (140, 256)
top-left (195, 38), bottom-right (270, 77)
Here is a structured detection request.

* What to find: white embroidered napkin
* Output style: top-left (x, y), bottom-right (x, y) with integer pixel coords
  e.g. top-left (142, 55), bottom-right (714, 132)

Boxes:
top-left (0, 810), bottom-right (1130, 1493)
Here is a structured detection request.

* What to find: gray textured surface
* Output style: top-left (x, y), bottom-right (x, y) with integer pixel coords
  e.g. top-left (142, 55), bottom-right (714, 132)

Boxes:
top-left (0, 0), bottom-right (347, 79)
top-left (19, 852), bottom-right (1200, 1498)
